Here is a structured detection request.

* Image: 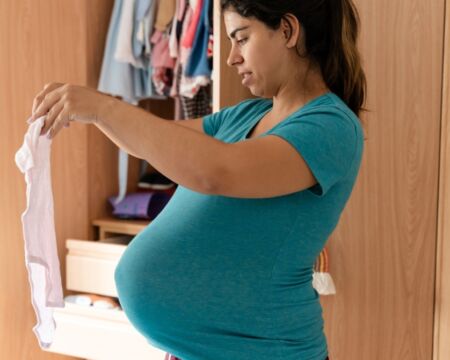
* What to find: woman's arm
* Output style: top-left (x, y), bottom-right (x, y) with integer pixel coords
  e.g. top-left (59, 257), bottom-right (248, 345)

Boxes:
top-left (174, 117), bottom-right (205, 133)
top-left (96, 97), bottom-right (224, 194)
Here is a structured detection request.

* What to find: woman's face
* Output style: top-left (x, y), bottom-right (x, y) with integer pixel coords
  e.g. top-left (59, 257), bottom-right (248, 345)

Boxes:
top-left (223, 9), bottom-right (298, 98)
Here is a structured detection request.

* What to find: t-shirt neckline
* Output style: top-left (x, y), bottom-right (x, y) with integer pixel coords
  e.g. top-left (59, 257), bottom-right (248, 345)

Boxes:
top-left (243, 92), bottom-right (332, 140)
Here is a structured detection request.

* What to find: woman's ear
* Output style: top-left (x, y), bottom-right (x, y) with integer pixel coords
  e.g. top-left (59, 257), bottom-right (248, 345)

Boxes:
top-left (281, 14), bottom-right (301, 49)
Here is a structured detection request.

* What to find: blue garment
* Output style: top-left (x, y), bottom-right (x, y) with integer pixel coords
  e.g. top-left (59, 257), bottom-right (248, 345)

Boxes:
top-left (132, 0), bottom-right (153, 59)
top-left (98, 0), bottom-right (164, 103)
top-left (114, 92), bottom-right (364, 360)
top-left (184, 0), bottom-right (212, 77)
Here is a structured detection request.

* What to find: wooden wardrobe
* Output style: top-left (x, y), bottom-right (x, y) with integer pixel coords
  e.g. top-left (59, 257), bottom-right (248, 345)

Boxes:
top-left (0, 0), bottom-right (449, 359)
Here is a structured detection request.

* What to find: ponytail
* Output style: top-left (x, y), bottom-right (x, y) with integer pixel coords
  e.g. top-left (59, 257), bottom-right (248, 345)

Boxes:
top-left (323, 0), bottom-right (367, 116)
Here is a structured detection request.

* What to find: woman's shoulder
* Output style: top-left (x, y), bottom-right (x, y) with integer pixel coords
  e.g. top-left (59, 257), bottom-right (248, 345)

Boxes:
top-left (300, 92), bottom-right (363, 134)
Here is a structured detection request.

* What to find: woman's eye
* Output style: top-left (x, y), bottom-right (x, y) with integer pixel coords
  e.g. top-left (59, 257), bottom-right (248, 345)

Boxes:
top-left (237, 38), bottom-right (247, 45)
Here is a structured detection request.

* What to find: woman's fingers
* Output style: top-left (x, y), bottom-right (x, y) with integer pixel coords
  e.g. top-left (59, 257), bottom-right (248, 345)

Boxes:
top-left (40, 100), bottom-right (65, 136)
top-left (46, 105), bottom-right (70, 139)
top-left (31, 82), bottom-right (65, 119)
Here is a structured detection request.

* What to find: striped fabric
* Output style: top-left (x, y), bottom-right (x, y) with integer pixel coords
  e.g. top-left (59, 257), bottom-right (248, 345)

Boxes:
top-left (312, 246), bottom-right (337, 295)
top-left (314, 247), bottom-right (330, 273)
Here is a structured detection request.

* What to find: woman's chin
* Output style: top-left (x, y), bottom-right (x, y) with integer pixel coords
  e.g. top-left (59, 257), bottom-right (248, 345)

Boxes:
top-left (247, 86), bottom-right (262, 97)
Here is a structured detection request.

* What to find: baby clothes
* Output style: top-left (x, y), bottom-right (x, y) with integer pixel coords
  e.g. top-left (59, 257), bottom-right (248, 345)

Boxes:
top-left (114, 0), bottom-right (145, 68)
top-left (15, 116), bottom-right (65, 349)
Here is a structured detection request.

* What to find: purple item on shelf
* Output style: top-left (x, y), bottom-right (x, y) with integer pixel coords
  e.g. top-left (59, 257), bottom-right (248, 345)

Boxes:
top-left (108, 192), bottom-right (170, 220)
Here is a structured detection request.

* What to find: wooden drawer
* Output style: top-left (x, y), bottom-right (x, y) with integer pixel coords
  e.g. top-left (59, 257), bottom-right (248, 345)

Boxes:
top-left (45, 302), bottom-right (166, 360)
top-left (66, 236), bottom-right (132, 297)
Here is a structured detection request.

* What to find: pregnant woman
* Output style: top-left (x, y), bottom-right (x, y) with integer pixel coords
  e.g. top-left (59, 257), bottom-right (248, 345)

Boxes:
top-left (30, 0), bottom-right (366, 359)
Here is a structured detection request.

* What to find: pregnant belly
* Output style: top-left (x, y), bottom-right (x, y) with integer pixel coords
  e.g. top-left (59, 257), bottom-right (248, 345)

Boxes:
top-left (113, 225), bottom-right (278, 344)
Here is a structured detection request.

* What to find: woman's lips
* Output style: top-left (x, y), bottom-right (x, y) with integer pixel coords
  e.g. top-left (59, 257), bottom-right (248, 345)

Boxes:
top-left (241, 72), bottom-right (252, 86)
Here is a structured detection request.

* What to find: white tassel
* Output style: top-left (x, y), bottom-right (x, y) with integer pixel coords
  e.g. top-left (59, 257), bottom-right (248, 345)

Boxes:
top-left (312, 271), bottom-right (336, 295)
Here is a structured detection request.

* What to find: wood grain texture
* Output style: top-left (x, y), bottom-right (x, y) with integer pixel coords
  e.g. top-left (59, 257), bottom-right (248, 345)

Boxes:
top-left (434, 0), bottom-right (450, 358)
top-left (320, 0), bottom-right (445, 359)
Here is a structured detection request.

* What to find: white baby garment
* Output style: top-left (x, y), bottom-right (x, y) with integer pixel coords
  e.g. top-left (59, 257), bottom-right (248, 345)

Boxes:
top-left (14, 115), bottom-right (65, 349)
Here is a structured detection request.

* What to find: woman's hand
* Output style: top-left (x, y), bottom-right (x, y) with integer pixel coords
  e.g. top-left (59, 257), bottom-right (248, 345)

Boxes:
top-left (30, 82), bottom-right (113, 139)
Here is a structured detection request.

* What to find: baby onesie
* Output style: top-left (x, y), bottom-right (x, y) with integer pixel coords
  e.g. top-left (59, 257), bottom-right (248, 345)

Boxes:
top-left (14, 115), bottom-right (65, 349)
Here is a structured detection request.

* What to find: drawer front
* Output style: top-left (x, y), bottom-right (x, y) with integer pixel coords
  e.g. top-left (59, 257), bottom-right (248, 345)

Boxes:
top-left (45, 304), bottom-right (166, 360)
top-left (66, 255), bottom-right (119, 297)
top-left (66, 238), bottom-right (129, 297)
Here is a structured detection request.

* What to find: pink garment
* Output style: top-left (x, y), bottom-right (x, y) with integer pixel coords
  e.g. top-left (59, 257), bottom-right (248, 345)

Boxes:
top-left (180, 0), bottom-right (203, 49)
top-left (14, 115), bottom-right (65, 349)
top-left (151, 29), bottom-right (177, 69)
top-left (152, 66), bottom-right (173, 96)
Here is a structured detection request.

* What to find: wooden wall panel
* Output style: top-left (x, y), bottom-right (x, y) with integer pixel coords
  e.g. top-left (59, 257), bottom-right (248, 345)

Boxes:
top-left (320, 0), bottom-right (445, 359)
top-left (434, 0), bottom-right (450, 358)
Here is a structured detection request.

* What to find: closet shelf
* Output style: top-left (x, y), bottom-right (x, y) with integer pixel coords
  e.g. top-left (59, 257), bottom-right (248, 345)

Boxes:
top-left (93, 217), bottom-right (150, 239)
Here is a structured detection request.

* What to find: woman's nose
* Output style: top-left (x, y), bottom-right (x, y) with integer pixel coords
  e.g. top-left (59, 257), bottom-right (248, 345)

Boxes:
top-left (226, 46), bottom-right (243, 67)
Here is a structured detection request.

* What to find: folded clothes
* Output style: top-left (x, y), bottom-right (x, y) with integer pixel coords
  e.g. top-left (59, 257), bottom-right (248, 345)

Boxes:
top-left (64, 293), bottom-right (121, 310)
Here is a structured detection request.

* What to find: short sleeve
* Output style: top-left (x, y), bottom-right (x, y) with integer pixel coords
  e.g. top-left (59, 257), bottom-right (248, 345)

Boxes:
top-left (202, 98), bottom-right (260, 137)
top-left (266, 107), bottom-right (358, 197)
top-left (202, 105), bottom-right (233, 137)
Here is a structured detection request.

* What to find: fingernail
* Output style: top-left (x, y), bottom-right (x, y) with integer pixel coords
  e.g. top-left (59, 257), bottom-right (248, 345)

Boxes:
top-left (26, 117), bottom-right (33, 124)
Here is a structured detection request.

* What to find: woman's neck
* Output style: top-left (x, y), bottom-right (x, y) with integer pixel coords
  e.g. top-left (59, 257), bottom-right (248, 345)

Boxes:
top-left (271, 61), bottom-right (329, 116)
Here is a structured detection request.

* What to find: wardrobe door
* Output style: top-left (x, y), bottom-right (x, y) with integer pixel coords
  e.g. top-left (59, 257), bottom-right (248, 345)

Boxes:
top-left (434, 0), bottom-right (450, 358)
top-left (320, 0), bottom-right (445, 359)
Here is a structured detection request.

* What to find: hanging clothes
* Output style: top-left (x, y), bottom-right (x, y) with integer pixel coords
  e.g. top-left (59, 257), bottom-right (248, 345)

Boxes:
top-left (150, 28), bottom-right (176, 96)
top-left (154, 0), bottom-right (177, 32)
top-left (169, 0), bottom-right (193, 99)
top-left (98, 0), bottom-right (165, 204)
top-left (98, 0), bottom-right (215, 201)
top-left (98, 0), bottom-right (165, 103)
top-left (178, 0), bottom-right (212, 99)
top-left (114, 0), bottom-right (145, 68)
top-left (180, 0), bottom-right (203, 50)
top-left (184, 0), bottom-right (212, 78)
top-left (180, 81), bottom-right (212, 118)
top-left (168, 0), bottom-right (186, 60)
top-left (133, 0), bottom-right (154, 58)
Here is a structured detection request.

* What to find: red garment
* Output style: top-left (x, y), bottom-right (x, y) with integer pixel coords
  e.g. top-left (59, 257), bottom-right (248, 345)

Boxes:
top-left (180, 0), bottom-right (203, 48)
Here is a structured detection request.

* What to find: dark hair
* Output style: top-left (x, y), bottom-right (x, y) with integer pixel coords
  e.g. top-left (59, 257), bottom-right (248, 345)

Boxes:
top-left (221, 0), bottom-right (368, 118)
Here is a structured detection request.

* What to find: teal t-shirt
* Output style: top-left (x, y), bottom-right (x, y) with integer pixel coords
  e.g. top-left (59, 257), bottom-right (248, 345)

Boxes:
top-left (114, 92), bottom-right (364, 360)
